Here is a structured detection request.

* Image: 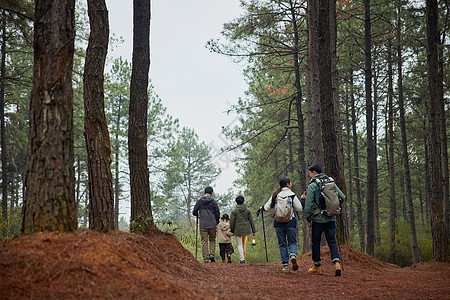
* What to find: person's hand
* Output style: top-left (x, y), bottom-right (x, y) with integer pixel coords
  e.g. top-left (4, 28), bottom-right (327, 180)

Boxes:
top-left (307, 221), bottom-right (312, 228)
top-left (301, 191), bottom-right (306, 200)
top-left (252, 232), bottom-right (256, 236)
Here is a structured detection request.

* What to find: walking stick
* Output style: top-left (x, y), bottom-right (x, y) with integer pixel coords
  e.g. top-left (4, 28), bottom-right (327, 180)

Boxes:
top-left (195, 216), bottom-right (198, 260)
top-left (261, 210), bottom-right (269, 262)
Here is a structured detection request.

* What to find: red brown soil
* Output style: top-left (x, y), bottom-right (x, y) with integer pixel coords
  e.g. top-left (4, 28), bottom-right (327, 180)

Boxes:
top-left (1, 227), bottom-right (449, 299)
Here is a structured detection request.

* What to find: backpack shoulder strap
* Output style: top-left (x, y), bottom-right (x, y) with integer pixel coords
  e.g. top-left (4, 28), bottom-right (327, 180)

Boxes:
top-left (314, 178), bottom-right (323, 189)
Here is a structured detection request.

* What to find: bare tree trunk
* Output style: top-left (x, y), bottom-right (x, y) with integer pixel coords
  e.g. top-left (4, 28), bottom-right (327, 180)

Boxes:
top-left (328, 0), bottom-right (349, 245)
top-left (387, 38), bottom-right (397, 264)
top-left (76, 155), bottom-right (81, 218)
top-left (114, 96), bottom-right (122, 230)
top-left (437, 26), bottom-right (449, 241)
top-left (129, 0), bottom-right (152, 224)
top-left (373, 59), bottom-right (380, 247)
top-left (345, 75), bottom-right (354, 233)
top-left (364, 0), bottom-right (376, 256)
top-left (424, 125), bottom-right (431, 223)
top-left (84, 0), bottom-right (114, 232)
top-left (306, 0), bottom-right (323, 171)
top-left (426, 0), bottom-right (449, 262)
top-left (1, 9), bottom-right (7, 228)
top-left (22, 0), bottom-right (77, 233)
top-left (350, 65), bottom-right (365, 252)
top-left (397, 0), bottom-right (420, 264)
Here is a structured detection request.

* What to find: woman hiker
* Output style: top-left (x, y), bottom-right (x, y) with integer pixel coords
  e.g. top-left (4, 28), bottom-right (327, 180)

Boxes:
top-left (230, 195), bottom-right (256, 263)
top-left (258, 176), bottom-right (304, 273)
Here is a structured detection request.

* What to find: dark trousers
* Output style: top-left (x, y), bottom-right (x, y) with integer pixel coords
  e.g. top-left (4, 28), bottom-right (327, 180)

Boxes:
top-left (311, 221), bottom-right (340, 265)
top-left (219, 243), bottom-right (234, 260)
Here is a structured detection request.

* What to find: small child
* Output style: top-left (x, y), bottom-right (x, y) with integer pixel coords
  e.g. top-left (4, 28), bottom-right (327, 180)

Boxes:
top-left (217, 214), bottom-right (234, 263)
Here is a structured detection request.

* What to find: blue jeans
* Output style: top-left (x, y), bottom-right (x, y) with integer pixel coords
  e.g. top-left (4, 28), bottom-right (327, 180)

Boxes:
top-left (275, 226), bottom-right (297, 266)
top-left (311, 221), bottom-right (340, 266)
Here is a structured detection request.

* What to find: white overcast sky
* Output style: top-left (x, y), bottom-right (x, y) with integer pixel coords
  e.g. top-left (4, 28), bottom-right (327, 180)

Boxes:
top-left (107, 1), bottom-right (247, 195)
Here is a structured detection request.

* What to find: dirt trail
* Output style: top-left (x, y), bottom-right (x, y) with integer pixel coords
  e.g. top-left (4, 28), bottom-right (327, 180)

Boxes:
top-left (1, 227), bottom-right (449, 299)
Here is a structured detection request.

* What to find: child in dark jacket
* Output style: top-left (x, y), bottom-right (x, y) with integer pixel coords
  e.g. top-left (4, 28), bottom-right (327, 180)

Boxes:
top-left (217, 214), bottom-right (234, 263)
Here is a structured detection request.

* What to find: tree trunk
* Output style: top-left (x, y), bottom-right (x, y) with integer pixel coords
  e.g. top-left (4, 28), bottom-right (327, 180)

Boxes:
top-left (345, 75), bottom-right (354, 233)
top-left (288, 0), bottom-right (306, 193)
top-left (129, 0), bottom-right (152, 224)
top-left (350, 65), bottom-right (365, 252)
top-left (84, 0), bottom-right (114, 232)
top-left (437, 25), bottom-right (449, 241)
top-left (306, 0), bottom-right (323, 171)
top-left (287, 0), bottom-right (309, 252)
top-left (329, 0), bottom-right (349, 245)
top-left (424, 124), bottom-right (430, 223)
top-left (387, 38), bottom-right (397, 264)
top-left (1, 9), bottom-right (7, 228)
top-left (397, 1), bottom-right (420, 264)
top-left (114, 96), bottom-right (122, 230)
top-left (364, 0), bottom-right (376, 256)
top-left (373, 57), bottom-right (380, 247)
top-left (76, 155), bottom-right (81, 216)
top-left (426, 0), bottom-right (449, 262)
top-left (22, 0), bottom-right (77, 233)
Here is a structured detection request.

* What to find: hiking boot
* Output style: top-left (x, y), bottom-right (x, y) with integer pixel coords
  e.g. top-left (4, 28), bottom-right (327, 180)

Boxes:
top-left (282, 266), bottom-right (290, 274)
top-left (308, 265), bottom-right (321, 274)
top-left (227, 254), bottom-right (232, 263)
top-left (290, 255), bottom-right (298, 271)
top-left (334, 262), bottom-right (342, 276)
top-left (209, 256), bottom-right (215, 263)
top-left (240, 260), bottom-right (245, 264)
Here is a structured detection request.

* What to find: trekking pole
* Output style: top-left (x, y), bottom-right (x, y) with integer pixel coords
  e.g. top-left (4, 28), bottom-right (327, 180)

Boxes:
top-left (195, 216), bottom-right (198, 260)
top-left (261, 210), bottom-right (269, 262)
top-left (336, 220), bottom-right (344, 271)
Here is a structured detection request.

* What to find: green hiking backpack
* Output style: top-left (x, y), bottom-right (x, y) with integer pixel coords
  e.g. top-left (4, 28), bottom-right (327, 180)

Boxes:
top-left (312, 177), bottom-right (342, 217)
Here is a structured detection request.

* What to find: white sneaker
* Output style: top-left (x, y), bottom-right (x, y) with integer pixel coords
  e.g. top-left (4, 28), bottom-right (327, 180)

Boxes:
top-left (282, 266), bottom-right (290, 273)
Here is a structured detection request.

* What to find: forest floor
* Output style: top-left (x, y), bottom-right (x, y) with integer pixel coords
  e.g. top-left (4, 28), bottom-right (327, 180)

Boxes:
top-left (1, 227), bottom-right (449, 300)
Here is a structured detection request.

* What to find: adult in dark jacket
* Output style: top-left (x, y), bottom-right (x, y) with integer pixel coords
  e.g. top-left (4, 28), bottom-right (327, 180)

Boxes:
top-left (193, 186), bottom-right (220, 263)
top-left (301, 164), bottom-right (345, 276)
top-left (230, 195), bottom-right (255, 263)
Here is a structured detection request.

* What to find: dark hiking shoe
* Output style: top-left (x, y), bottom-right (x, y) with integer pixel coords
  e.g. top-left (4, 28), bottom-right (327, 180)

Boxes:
top-left (240, 260), bottom-right (245, 264)
top-left (334, 262), bottom-right (342, 276)
top-left (290, 255), bottom-right (298, 271)
top-left (209, 256), bottom-right (215, 263)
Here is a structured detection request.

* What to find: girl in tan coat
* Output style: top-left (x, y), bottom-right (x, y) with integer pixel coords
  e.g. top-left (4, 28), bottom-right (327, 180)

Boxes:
top-left (217, 214), bottom-right (234, 263)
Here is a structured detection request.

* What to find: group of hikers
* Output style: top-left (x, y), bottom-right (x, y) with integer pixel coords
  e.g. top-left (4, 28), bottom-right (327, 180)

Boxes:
top-left (193, 164), bottom-right (345, 276)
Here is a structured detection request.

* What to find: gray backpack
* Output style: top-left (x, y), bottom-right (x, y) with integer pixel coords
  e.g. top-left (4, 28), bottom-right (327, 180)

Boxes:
top-left (313, 177), bottom-right (341, 216)
top-left (275, 194), bottom-right (294, 223)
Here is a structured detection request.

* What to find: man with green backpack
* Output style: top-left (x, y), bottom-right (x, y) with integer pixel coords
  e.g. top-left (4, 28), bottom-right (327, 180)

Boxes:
top-left (301, 164), bottom-right (345, 276)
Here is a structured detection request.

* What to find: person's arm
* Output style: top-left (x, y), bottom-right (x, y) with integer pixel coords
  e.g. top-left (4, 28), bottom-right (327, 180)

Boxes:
top-left (192, 200), bottom-right (200, 217)
top-left (304, 183), bottom-right (318, 221)
top-left (336, 185), bottom-right (346, 201)
top-left (292, 195), bottom-right (303, 212)
top-left (214, 200), bottom-right (220, 224)
top-left (229, 211), bottom-right (236, 234)
top-left (262, 196), bottom-right (272, 211)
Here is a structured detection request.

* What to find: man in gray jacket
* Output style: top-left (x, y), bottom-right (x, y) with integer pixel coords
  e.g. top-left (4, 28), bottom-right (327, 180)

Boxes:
top-left (193, 186), bottom-right (220, 263)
